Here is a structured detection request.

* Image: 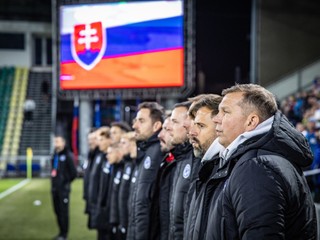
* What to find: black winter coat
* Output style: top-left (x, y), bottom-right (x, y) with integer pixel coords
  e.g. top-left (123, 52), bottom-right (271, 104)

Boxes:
top-left (51, 147), bottom-right (77, 192)
top-left (149, 152), bottom-right (176, 240)
top-left (109, 161), bottom-right (125, 226)
top-left (184, 156), bottom-right (220, 240)
top-left (87, 152), bottom-right (105, 229)
top-left (191, 111), bottom-right (317, 239)
top-left (118, 155), bottom-right (135, 233)
top-left (150, 143), bottom-right (200, 240)
top-left (168, 143), bottom-right (200, 240)
top-left (83, 147), bottom-right (99, 214)
top-left (127, 132), bottom-right (164, 240)
top-left (83, 147), bottom-right (99, 200)
top-left (91, 159), bottom-right (113, 230)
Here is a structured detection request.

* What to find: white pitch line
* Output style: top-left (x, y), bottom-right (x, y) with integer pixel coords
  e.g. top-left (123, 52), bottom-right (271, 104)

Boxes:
top-left (0, 179), bottom-right (31, 200)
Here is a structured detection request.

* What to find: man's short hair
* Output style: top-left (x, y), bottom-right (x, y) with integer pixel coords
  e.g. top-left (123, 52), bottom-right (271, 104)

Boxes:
top-left (99, 126), bottom-right (111, 138)
top-left (54, 134), bottom-right (66, 141)
top-left (121, 131), bottom-right (136, 141)
top-left (138, 102), bottom-right (165, 123)
top-left (111, 121), bottom-right (132, 132)
top-left (188, 94), bottom-right (222, 119)
top-left (173, 101), bottom-right (192, 111)
top-left (222, 84), bottom-right (278, 121)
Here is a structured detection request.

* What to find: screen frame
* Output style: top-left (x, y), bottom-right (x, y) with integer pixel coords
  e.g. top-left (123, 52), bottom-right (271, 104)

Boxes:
top-left (53, 0), bottom-right (195, 100)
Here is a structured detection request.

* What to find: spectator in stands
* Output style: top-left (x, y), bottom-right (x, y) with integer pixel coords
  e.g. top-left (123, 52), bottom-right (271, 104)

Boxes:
top-left (41, 80), bottom-right (50, 103)
top-left (295, 122), bottom-right (307, 137)
top-left (51, 135), bottom-right (77, 240)
top-left (23, 97), bottom-right (36, 124)
top-left (205, 84), bottom-right (316, 239)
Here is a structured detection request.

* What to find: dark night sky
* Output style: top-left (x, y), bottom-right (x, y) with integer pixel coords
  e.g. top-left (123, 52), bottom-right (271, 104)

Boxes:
top-left (195, 1), bottom-right (251, 95)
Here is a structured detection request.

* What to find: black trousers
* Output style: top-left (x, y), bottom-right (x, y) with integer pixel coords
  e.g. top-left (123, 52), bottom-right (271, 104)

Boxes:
top-left (52, 189), bottom-right (70, 237)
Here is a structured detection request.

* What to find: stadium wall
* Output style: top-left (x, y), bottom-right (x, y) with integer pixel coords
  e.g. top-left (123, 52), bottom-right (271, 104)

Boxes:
top-left (0, 20), bottom-right (51, 67)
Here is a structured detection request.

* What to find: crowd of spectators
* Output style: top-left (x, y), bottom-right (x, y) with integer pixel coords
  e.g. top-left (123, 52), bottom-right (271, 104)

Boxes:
top-left (280, 76), bottom-right (320, 202)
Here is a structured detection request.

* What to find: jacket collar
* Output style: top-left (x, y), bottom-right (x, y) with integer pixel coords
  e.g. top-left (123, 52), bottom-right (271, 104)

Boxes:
top-left (219, 115), bottom-right (274, 168)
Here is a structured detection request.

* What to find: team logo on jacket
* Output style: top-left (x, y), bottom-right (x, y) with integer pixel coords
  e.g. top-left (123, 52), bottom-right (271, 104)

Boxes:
top-left (183, 164), bottom-right (191, 179)
top-left (123, 166), bottom-right (131, 180)
top-left (114, 171), bottom-right (122, 184)
top-left (131, 169), bottom-right (138, 183)
top-left (71, 21), bottom-right (106, 71)
top-left (83, 160), bottom-right (88, 169)
top-left (60, 155), bottom-right (66, 161)
top-left (144, 156), bottom-right (151, 169)
top-left (103, 162), bottom-right (110, 174)
top-left (96, 156), bottom-right (101, 164)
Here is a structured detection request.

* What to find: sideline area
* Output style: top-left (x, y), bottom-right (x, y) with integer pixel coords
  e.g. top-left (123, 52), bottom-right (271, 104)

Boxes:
top-left (0, 178), bottom-right (95, 240)
top-left (0, 178), bottom-right (30, 199)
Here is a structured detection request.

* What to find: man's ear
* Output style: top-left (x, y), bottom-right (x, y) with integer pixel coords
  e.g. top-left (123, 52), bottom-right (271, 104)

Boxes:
top-left (246, 113), bottom-right (260, 131)
top-left (153, 121), bottom-right (162, 133)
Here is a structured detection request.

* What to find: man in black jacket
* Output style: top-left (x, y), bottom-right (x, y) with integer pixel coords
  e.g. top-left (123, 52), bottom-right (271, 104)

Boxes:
top-left (107, 143), bottom-right (125, 240)
top-left (51, 135), bottom-right (77, 240)
top-left (118, 132), bottom-right (137, 240)
top-left (83, 128), bottom-right (98, 214)
top-left (149, 115), bottom-right (174, 240)
top-left (205, 84), bottom-right (317, 239)
top-left (86, 127), bottom-right (111, 239)
top-left (157, 101), bottom-right (200, 240)
top-left (183, 94), bottom-right (222, 240)
top-left (127, 102), bottom-right (164, 240)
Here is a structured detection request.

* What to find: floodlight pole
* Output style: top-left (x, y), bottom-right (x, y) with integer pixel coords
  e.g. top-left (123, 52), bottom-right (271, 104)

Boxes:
top-left (250, 0), bottom-right (259, 84)
top-left (79, 99), bottom-right (92, 166)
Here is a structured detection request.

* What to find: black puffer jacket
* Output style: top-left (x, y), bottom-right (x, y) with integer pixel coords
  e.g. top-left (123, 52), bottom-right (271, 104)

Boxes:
top-left (202, 111), bottom-right (317, 240)
top-left (51, 147), bottom-right (77, 191)
top-left (109, 161), bottom-right (125, 226)
top-left (83, 147), bottom-right (99, 213)
top-left (150, 143), bottom-right (200, 240)
top-left (127, 133), bottom-right (164, 240)
top-left (87, 152), bottom-right (106, 229)
top-left (92, 159), bottom-right (113, 230)
top-left (184, 156), bottom-right (220, 240)
top-left (149, 152), bottom-right (176, 240)
top-left (118, 155), bottom-right (135, 235)
top-left (168, 143), bottom-right (200, 240)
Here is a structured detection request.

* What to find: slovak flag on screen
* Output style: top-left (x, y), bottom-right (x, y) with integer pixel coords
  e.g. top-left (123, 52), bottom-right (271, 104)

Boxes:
top-left (71, 22), bottom-right (106, 70)
top-left (60, 0), bottom-right (184, 90)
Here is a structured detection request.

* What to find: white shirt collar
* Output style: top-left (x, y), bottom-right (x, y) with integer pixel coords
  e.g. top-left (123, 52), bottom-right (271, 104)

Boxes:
top-left (219, 116), bottom-right (274, 163)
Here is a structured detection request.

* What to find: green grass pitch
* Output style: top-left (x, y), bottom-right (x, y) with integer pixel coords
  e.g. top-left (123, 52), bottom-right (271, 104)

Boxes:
top-left (0, 178), bottom-right (96, 239)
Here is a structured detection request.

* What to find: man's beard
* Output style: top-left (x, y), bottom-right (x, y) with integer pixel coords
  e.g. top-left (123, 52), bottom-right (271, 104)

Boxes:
top-left (193, 146), bottom-right (205, 158)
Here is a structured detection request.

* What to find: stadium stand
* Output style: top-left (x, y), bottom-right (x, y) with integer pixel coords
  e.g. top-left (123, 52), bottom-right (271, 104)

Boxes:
top-left (0, 67), bottom-right (15, 153)
top-left (1, 68), bottom-right (28, 156)
top-left (18, 71), bottom-right (51, 156)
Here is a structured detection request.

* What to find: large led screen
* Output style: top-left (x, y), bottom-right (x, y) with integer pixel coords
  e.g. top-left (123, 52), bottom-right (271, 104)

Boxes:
top-left (59, 0), bottom-right (184, 90)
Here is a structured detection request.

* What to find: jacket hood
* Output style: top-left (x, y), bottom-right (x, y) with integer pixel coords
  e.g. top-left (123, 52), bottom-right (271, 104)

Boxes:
top-left (136, 131), bottom-right (161, 164)
top-left (232, 111), bottom-right (313, 168)
top-left (171, 141), bottom-right (193, 161)
top-left (137, 131), bottom-right (160, 151)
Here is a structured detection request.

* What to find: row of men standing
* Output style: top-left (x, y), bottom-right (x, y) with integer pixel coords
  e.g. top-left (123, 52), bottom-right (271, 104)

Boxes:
top-left (83, 99), bottom-right (206, 240)
top-left (56, 83), bottom-right (317, 240)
